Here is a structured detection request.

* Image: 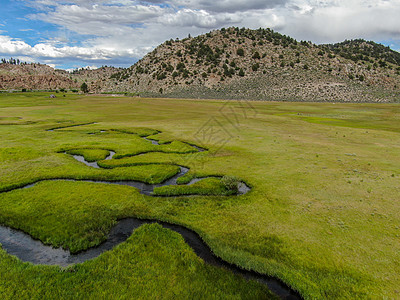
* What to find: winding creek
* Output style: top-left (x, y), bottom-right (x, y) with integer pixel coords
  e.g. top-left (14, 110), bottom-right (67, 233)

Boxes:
top-left (0, 127), bottom-right (301, 299)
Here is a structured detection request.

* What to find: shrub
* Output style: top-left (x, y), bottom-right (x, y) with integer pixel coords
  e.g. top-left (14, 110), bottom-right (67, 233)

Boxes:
top-left (252, 51), bottom-right (260, 59)
top-left (176, 62), bottom-right (185, 71)
top-left (157, 73), bottom-right (166, 80)
top-left (221, 176), bottom-right (239, 193)
top-left (182, 70), bottom-right (190, 78)
top-left (252, 63), bottom-right (260, 71)
top-left (136, 66), bottom-right (144, 74)
top-left (237, 48), bottom-right (245, 56)
top-left (165, 64), bottom-right (174, 72)
top-left (80, 82), bottom-right (89, 93)
top-left (379, 60), bottom-right (387, 68)
top-left (239, 69), bottom-right (245, 77)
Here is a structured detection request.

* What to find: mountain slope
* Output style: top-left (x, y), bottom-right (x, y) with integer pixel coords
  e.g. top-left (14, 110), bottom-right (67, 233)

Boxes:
top-left (0, 63), bottom-right (77, 91)
top-left (1, 28), bottom-right (399, 102)
top-left (106, 27), bottom-right (400, 102)
top-left (322, 39), bottom-right (400, 66)
top-left (0, 62), bottom-right (121, 92)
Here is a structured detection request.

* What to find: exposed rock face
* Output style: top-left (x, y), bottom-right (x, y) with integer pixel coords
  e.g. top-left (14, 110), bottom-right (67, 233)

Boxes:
top-left (0, 63), bottom-right (77, 90)
top-left (0, 63), bottom-right (121, 92)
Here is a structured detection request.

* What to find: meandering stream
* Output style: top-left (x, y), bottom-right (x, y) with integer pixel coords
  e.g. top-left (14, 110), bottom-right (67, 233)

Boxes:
top-left (0, 217), bottom-right (300, 299)
top-left (0, 126), bottom-right (301, 299)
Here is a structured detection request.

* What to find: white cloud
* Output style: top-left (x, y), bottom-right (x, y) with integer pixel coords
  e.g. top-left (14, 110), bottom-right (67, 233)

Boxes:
top-left (2, 0), bottom-right (399, 69)
top-left (0, 36), bottom-right (32, 55)
top-left (281, 0), bottom-right (400, 43)
top-left (158, 8), bottom-right (240, 28)
top-left (170, 0), bottom-right (287, 13)
top-left (31, 3), bottom-right (167, 27)
top-left (0, 35), bottom-right (136, 62)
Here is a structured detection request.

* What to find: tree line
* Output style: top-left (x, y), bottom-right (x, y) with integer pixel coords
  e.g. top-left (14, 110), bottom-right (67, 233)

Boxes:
top-left (0, 58), bottom-right (28, 65)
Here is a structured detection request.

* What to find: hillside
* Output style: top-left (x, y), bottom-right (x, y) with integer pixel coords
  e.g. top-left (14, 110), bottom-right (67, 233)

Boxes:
top-left (69, 66), bottom-right (124, 92)
top-left (0, 62), bottom-right (121, 92)
top-left (0, 63), bottom-right (77, 91)
top-left (322, 39), bottom-right (400, 66)
top-left (1, 27), bottom-right (400, 102)
top-left (105, 27), bottom-right (400, 102)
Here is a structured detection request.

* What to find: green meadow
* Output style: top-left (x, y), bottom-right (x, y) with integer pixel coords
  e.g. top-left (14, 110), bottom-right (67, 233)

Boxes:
top-left (1, 92), bottom-right (400, 299)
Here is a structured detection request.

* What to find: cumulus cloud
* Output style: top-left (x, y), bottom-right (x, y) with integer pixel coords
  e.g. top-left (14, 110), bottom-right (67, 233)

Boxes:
top-left (1, 0), bottom-right (399, 69)
top-left (170, 0), bottom-right (287, 13)
top-left (282, 0), bottom-right (400, 43)
top-left (0, 34), bottom-right (138, 64)
top-left (159, 8), bottom-right (237, 28)
top-left (31, 3), bottom-right (167, 27)
top-left (0, 36), bottom-right (32, 55)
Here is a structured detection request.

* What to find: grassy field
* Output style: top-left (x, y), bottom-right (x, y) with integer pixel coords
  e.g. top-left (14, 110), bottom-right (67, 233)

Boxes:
top-left (1, 92), bottom-right (400, 299)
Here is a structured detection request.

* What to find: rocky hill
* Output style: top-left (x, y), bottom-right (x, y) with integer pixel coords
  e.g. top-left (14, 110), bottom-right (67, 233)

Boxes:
top-left (322, 39), bottom-right (400, 66)
top-left (68, 66), bottom-right (124, 92)
top-left (105, 27), bottom-right (400, 102)
top-left (0, 62), bottom-right (121, 92)
top-left (0, 63), bottom-right (77, 91)
top-left (1, 27), bottom-right (400, 102)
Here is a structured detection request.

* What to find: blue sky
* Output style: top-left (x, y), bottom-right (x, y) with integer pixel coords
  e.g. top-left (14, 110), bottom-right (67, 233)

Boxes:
top-left (1, 0), bottom-right (399, 70)
top-left (2, 2), bottom-right (91, 48)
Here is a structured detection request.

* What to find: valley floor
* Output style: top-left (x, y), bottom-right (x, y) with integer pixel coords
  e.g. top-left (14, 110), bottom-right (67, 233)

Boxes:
top-left (1, 92), bottom-right (400, 299)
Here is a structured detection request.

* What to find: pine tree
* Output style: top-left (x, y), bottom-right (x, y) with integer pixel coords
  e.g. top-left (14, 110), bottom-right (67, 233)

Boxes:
top-left (80, 82), bottom-right (89, 93)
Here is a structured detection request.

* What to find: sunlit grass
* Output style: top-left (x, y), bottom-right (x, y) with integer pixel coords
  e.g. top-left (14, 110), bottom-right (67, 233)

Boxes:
top-left (0, 223), bottom-right (273, 299)
top-left (1, 92), bottom-right (400, 298)
top-left (65, 149), bottom-right (111, 162)
top-left (153, 177), bottom-right (235, 196)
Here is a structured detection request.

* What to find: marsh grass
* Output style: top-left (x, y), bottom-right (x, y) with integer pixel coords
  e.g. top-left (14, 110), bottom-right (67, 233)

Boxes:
top-left (153, 177), bottom-right (236, 196)
top-left (0, 181), bottom-right (140, 252)
top-left (1, 93), bottom-right (400, 298)
top-left (112, 141), bottom-right (198, 159)
top-left (0, 164), bottom-right (181, 193)
top-left (110, 128), bottom-right (160, 137)
top-left (0, 224), bottom-right (274, 299)
top-left (221, 175), bottom-right (240, 193)
top-left (98, 151), bottom-right (205, 169)
top-left (65, 149), bottom-right (111, 162)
